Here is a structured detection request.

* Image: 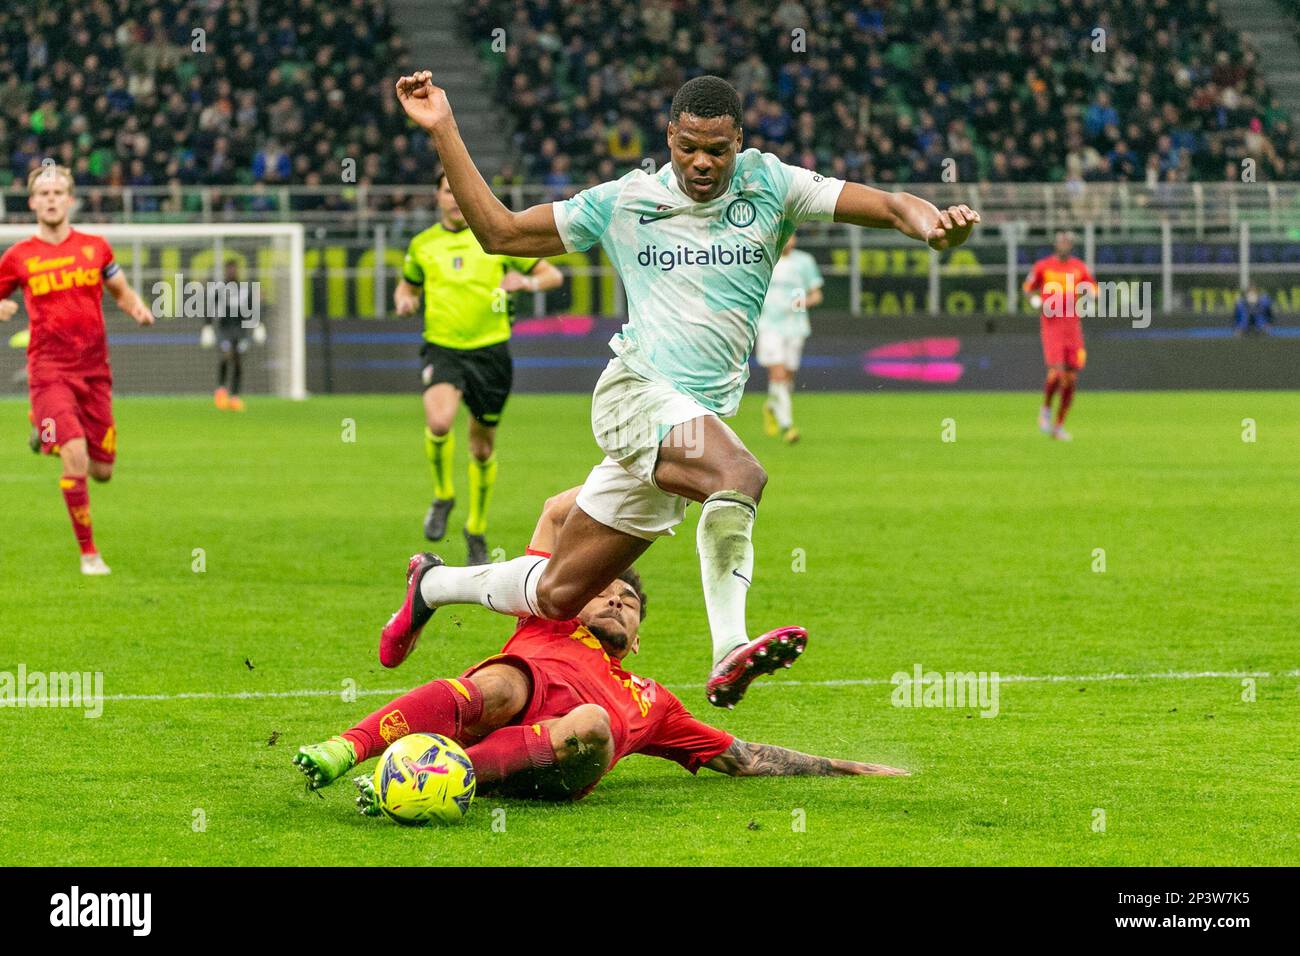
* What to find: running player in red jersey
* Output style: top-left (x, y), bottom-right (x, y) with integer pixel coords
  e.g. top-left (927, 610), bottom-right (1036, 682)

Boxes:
top-left (1022, 231), bottom-right (1094, 442)
top-left (0, 165), bottom-right (154, 574)
top-left (296, 487), bottom-right (907, 802)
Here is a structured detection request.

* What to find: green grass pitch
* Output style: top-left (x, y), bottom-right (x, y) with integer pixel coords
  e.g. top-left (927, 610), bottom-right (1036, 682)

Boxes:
top-left (1, 390), bottom-right (1296, 866)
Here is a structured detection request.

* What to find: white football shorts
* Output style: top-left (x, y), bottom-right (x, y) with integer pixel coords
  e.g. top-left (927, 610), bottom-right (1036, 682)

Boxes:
top-left (755, 327), bottom-right (807, 371)
top-left (575, 357), bottom-right (716, 539)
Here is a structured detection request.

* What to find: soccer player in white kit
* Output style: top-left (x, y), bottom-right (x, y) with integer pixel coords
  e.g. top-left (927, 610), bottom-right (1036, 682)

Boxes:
top-left (383, 71), bottom-right (980, 708)
top-left (757, 234), bottom-right (823, 444)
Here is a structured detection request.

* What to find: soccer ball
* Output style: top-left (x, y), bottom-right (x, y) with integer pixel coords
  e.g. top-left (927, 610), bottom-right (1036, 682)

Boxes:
top-left (373, 733), bottom-right (476, 826)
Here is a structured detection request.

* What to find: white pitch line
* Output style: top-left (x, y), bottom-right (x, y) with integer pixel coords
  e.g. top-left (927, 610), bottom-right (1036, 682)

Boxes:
top-left (98, 687), bottom-right (412, 703)
top-left (738, 669), bottom-right (1300, 690)
top-left (92, 668), bottom-right (1299, 705)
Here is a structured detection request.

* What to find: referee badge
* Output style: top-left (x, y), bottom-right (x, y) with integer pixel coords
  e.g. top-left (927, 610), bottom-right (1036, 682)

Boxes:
top-left (452, 256), bottom-right (464, 270)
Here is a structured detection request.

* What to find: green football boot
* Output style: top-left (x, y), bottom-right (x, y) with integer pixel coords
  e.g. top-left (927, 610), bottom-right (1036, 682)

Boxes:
top-left (354, 774), bottom-right (381, 817)
top-left (293, 736), bottom-right (357, 790)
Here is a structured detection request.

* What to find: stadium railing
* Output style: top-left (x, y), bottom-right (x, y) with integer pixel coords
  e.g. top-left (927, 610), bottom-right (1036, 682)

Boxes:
top-left (3, 181), bottom-right (1300, 233)
top-left (2, 183), bottom-right (1298, 323)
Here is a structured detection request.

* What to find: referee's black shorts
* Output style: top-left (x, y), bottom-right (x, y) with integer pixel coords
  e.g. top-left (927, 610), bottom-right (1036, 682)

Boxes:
top-left (419, 340), bottom-right (513, 426)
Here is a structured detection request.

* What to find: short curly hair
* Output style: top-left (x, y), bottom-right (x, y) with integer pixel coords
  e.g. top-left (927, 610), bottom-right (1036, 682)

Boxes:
top-left (670, 75), bottom-right (742, 128)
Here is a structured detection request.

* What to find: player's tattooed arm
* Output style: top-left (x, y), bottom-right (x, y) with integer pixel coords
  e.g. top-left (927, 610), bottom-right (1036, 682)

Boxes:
top-left (833, 183), bottom-right (979, 251)
top-left (704, 739), bottom-right (909, 777)
top-left (395, 71), bottom-right (567, 258)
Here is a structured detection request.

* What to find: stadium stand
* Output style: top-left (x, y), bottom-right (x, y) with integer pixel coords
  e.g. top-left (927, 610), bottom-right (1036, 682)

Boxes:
top-left (0, 0), bottom-right (428, 204)
top-left (1, 0), bottom-right (1297, 214)
top-left (462, 0), bottom-right (1300, 186)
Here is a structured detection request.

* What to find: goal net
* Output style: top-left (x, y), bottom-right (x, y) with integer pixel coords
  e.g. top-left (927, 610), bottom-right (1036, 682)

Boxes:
top-left (0, 223), bottom-right (305, 399)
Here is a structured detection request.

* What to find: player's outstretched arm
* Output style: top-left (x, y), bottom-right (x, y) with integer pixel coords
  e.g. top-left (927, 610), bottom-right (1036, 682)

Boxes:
top-left (104, 271), bottom-right (154, 326)
top-left (833, 182), bottom-right (979, 252)
top-left (395, 71), bottom-right (567, 258)
top-left (704, 738), bottom-right (909, 777)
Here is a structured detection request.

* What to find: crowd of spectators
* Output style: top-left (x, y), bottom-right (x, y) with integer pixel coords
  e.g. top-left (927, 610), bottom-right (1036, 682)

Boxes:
top-left (3, 0), bottom-right (1298, 204)
top-left (0, 0), bottom-right (432, 208)
top-left (464, 0), bottom-right (1300, 189)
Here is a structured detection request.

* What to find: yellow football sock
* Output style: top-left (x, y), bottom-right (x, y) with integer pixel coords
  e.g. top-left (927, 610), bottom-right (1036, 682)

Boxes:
top-left (425, 428), bottom-right (455, 500)
top-left (466, 453), bottom-right (498, 535)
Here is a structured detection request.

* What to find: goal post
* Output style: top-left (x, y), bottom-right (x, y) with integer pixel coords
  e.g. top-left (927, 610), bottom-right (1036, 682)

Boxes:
top-left (0, 222), bottom-right (306, 399)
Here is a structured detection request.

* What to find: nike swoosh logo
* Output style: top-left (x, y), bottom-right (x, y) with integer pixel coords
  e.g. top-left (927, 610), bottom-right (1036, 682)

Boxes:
top-left (731, 569), bottom-right (752, 586)
top-left (639, 213), bottom-right (673, 224)
top-left (486, 594), bottom-right (497, 612)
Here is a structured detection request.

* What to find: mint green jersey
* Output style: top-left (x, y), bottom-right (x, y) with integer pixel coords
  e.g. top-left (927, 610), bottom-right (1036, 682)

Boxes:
top-left (759, 248), bottom-right (824, 338)
top-left (552, 149), bottom-right (844, 415)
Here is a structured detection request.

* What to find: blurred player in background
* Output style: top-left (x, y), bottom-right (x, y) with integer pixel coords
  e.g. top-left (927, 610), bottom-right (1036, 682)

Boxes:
top-left (0, 165), bottom-right (154, 574)
top-left (758, 234), bottom-right (823, 444)
top-left (395, 164), bottom-right (563, 565)
top-left (296, 487), bottom-right (906, 803)
top-left (387, 71), bottom-right (979, 707)
top-left (1023, 231), bottom-right (1094, 442)
top-left (200, 259), bottom-right (266, 412)
top-left (1233, 283), bottom-right (1275, 336)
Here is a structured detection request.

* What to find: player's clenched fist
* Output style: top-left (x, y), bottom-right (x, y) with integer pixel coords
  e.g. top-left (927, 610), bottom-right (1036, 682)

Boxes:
top-left (0, 299), bottom-right (17, 322)
top-left (393, 284), bottom-right (420, 316)
top-left (395, 70), bottom-right (453, 132)
top-left (926, 204), bottom-right (980, 251)
top-left (128, 300), bottom-right (155, 326)
top-left (499, 271), bottom-right (538, 293)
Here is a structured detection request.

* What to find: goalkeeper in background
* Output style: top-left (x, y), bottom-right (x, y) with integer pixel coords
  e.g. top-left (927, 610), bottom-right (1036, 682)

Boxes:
top-left (200, 258), bottom-right (266, 412)
top-left (395, 164), bottom-right (563, 564)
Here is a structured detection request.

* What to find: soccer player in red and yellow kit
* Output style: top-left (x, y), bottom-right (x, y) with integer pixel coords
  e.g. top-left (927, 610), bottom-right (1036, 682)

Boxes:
top-left (1023, 231), bottom-right (1094, 442)
top-left (296, 487), bottom-right (907, 802)
top-left (0, 165), bottom-right (155, 574)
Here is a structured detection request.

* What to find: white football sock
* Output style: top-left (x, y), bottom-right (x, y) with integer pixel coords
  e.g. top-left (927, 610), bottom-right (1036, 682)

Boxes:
top-left (770, 380), bottom-right (793, 428)
top-left (697, 490), bottom-right (757, 665)
top-left (419, 555), bottom-right (547, 617)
